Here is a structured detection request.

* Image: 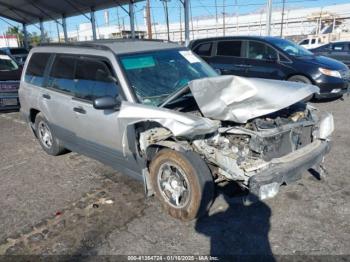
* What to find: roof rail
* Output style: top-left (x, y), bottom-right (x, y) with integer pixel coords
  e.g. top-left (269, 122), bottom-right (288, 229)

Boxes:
top-left (39, 38), bottom-right (176, 48)
top-left (38, 42), bottom-right (113, 51)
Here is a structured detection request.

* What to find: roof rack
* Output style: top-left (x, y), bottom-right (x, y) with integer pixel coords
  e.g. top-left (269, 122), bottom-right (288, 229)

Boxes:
top-left (39, 38), bottom-right (175, 49)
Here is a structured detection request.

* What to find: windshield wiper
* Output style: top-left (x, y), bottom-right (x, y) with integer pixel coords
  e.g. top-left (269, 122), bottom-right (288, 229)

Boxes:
top-left (159, 85), bottom-right (190, 108)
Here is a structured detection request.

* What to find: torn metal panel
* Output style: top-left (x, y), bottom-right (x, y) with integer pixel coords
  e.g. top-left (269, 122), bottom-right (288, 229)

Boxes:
top-left (118, 101), bottom-right (219, 137)
top-left (189, 75), bottom-right (320, 123)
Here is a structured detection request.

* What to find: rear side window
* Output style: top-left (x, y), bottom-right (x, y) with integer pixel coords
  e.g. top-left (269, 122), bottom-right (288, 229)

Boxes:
top-left (193, 42), bottom-right (212, 56)
top-left (217, 41), bottom-right (242, 57)
top-left (48, 55), bottom-right (77, 93)
top-left (25, 53), bottom-right (51, 87)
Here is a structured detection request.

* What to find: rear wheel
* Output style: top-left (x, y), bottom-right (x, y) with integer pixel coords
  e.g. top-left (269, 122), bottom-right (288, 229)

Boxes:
top-left (149, 149), bottom-right (214, 221)
top-left (34, 113), bottom-right (66, 156)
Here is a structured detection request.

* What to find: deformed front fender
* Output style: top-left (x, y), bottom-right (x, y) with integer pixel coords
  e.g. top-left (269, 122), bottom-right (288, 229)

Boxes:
top-left (118, 102), bottom-right (219, 157)
top-left (119, 101), bottom-right (219, 137)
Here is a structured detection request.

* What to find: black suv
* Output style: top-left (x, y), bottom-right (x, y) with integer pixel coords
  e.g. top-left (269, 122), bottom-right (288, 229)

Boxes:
top-left (189, 36), bottom-right (350, 99)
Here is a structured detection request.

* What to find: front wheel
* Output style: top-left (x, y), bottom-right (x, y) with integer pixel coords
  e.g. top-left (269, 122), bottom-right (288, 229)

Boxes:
top-left (149, 149), bottom-right (214, 221)
top-left (287, 75), bottom-right (312, 84)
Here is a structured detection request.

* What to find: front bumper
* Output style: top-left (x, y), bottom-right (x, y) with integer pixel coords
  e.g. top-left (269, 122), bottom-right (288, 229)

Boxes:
top-left (248, 140), bottom-right (331, 200)
top-left (314, 75), bottom-right (349, 99)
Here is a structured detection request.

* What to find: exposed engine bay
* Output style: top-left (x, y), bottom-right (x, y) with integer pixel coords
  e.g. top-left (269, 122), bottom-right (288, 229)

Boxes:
top-left (139, 101), bottom-right (330, 187)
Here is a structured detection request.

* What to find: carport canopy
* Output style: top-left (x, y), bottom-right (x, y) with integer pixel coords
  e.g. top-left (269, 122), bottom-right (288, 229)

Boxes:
top-left (0, 0), bottom-right (144, 45)
top-left (0, 0), bottom-right (191, 47)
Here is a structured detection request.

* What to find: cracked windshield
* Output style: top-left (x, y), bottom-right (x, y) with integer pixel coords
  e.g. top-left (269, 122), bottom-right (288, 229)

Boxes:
top-left (119, 49), bottom-right (217, 106)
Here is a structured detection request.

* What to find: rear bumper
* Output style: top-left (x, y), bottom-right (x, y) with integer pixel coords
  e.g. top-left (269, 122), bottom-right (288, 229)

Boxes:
top-left (0, 93), bottom-right (20, 110)
top-left (248, 140), bottom-right (331, 200)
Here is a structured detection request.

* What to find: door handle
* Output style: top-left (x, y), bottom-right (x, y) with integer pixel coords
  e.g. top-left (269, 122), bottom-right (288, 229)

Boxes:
top-left (73, 107), bottom-right (86, 114)
top-left (42, 94), bottom-right (51, 99)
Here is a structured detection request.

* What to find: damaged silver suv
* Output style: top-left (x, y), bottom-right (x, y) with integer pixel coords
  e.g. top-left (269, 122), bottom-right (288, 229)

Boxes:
top-left (19, 40), bottom-right (333, 220)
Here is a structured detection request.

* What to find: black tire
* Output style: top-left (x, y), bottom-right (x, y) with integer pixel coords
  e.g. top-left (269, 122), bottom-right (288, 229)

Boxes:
top-left (149, 149), bottom-right (214, 221)
top-left (34, 113), bottom-right (66, 156)
top-left (287, 75), bottom-right (312, 84)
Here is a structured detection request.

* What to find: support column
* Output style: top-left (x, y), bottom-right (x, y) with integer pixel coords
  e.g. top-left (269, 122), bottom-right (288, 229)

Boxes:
top-left (39, 19), bottom-right (45, 43)
top-left (62, 15), bottom-right (68, 42)
top-left (265, 0), bottom-right (272, 36)
top-left (129, 1), bottom-right (135, 39)
top-left (91, 8), bottom-right (97, 40)
top-left (22, 23), bottom-right (29, 49)
top-left (184, 0), bottom-right (190, 46)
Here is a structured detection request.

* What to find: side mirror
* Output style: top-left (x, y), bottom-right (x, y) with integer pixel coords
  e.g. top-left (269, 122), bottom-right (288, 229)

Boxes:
top-left (93, 96), bottom-right (121, 110)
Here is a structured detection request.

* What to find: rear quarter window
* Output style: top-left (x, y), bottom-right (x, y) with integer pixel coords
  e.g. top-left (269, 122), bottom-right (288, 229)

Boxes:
top-left (25, 53), bottom-right (51, 87)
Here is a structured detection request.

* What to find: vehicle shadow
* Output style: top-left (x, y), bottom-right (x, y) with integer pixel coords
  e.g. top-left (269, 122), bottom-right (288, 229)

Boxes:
top-left (195, 182), bottom-right (275, 261)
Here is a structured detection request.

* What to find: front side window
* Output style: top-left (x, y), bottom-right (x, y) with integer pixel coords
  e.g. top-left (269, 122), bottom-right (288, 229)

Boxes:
top-left (194, 42), bottom-right (213, 56)
top-left (0, 54), bottom-right (19, 71)
top-left (299, 39), bottom-right (309, 45)
top-left (269, 38), bottom-right (313, 57)
top-left (332, 43), bottom-right (345, 51)
top-left (217, 41), bottom-right (242, 57)
top-left (25, 53), bottom-right (51, 86)
top-left (119, 49), bottom-right (217, 106)
top-left (48, 54), bottom-right (119, 101)
top-left (248, 41), bottom-right (277, 60)
top-left (74, 58), bottom-right (118, 101)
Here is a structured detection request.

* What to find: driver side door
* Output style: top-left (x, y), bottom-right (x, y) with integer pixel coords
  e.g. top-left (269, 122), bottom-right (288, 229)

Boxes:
top-left (245, 40), bottom-right (287, 80)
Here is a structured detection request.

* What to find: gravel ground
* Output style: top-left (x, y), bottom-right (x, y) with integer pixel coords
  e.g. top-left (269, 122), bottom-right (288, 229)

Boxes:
top-left (0, 97), bottom-right (349, 260)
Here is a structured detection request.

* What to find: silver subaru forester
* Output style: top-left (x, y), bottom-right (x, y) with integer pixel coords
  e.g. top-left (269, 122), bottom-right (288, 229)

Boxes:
top-left (19, 40), bottom-right (333, 220)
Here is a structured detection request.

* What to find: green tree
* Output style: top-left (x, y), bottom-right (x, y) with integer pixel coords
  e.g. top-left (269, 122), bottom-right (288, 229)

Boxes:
top-left (5, 26), bottom-right (24, 45)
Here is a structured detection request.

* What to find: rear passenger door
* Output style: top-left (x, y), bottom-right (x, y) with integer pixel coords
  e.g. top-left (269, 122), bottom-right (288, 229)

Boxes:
top-left (245, 40), bottom-right (286, 80)
top-left (45, 54), bottom-right (80, 146)
top-left (209, 40), bottom-right (249, 76)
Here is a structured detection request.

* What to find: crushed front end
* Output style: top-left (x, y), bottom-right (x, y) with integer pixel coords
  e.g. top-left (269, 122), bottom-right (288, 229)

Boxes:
top-left (191, 103), bottom-right (333, 200)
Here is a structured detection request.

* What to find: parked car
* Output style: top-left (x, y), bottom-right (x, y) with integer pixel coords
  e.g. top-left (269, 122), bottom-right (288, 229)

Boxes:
top-left (189, 36), bottom-right (350, 99)
top-left (0, 50), bottom-right (21, 110)
top-left (298, 36), bottom-right (323, 49)
top-left (310, 41), bottom-right (350, 68)
top-left (0, 47), bottom-right (29, 64)
top-left (19, 41), bottom-right (333, 221)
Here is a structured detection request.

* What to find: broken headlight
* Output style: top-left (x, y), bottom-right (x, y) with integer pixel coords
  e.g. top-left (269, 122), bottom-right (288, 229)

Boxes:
top-left (319, 112), bottom-right (334, 139)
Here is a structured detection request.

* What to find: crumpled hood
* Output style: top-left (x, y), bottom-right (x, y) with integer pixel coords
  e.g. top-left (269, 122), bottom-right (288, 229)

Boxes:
top-left (189, 75), bottom-right (319, 123)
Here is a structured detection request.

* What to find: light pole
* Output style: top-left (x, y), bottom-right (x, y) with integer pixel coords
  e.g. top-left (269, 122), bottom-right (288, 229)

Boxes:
top-left (280, 0), bottom-right (285, 37)
top-left (160, 0), bottom-right (171, 41)
top-left (265, 0), bottom-right (273, 36)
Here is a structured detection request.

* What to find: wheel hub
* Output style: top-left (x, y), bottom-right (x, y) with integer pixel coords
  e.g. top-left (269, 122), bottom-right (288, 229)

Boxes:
top-left (38, 121), bottom-right (53, 149)
top-left (157, 162), bottom-right (190, 208)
